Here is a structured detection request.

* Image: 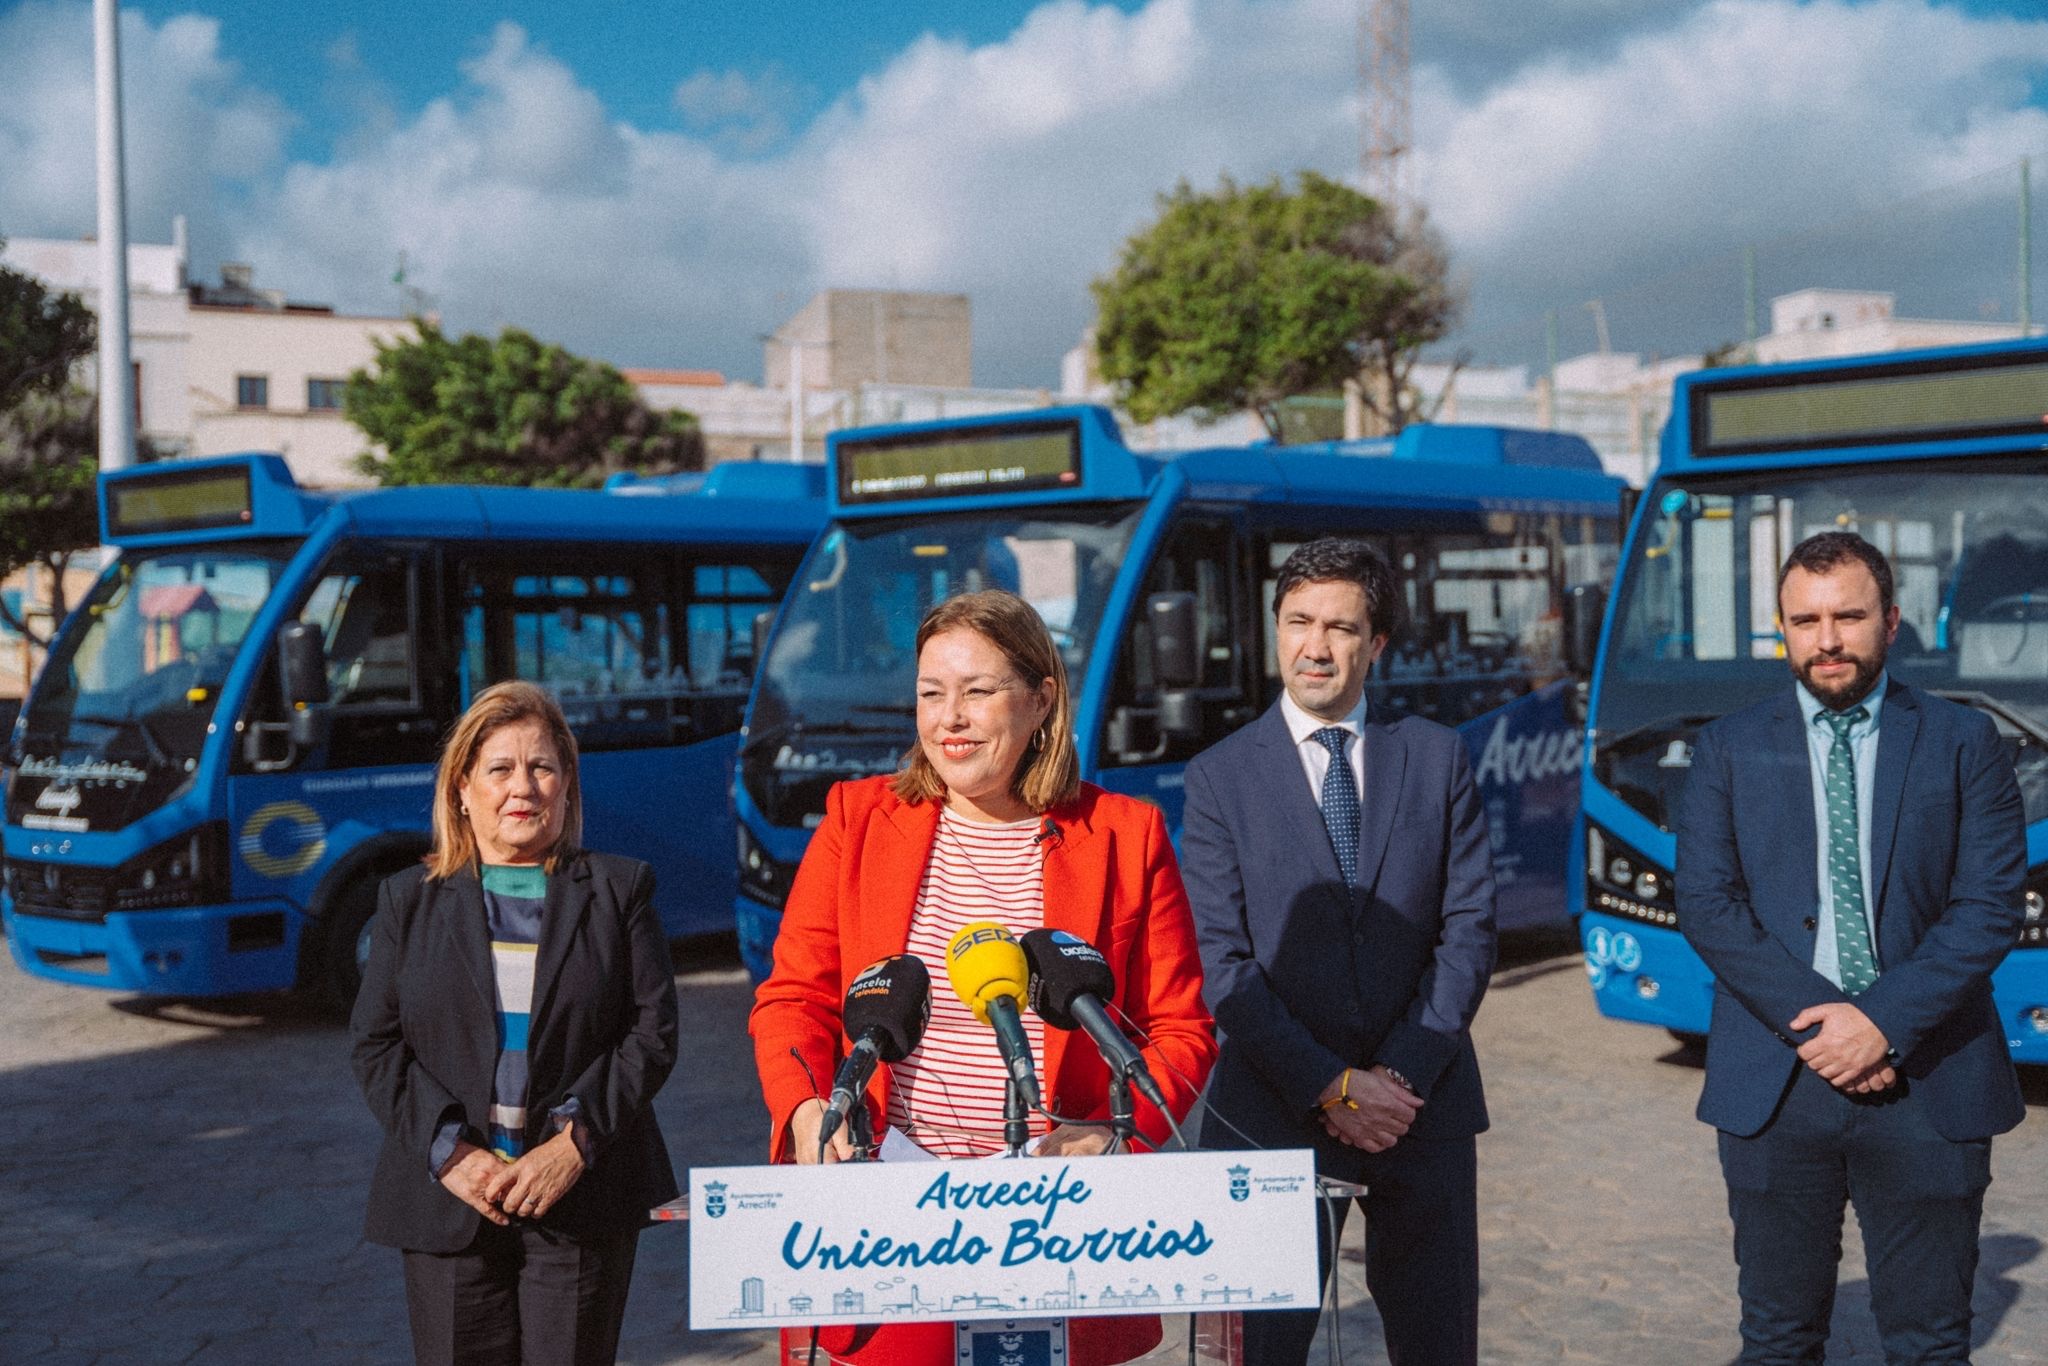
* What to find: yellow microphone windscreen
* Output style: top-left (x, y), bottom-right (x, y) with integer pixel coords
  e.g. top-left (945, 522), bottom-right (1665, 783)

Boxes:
top-left (945, 921), bottom-right (1029, 1026)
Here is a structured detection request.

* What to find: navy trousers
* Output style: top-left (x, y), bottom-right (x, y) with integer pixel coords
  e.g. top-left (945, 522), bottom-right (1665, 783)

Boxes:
top-left (1718, 1064), bottom-right (1992, 1365)
top-left (1238, 1135), bottom-right (1478, 1366)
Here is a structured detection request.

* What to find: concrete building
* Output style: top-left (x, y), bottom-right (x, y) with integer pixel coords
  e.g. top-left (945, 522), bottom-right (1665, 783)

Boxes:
top-left (763, 289), bottom-right (971, 393)
top-left (632, 290), bottom-right (1052, 466)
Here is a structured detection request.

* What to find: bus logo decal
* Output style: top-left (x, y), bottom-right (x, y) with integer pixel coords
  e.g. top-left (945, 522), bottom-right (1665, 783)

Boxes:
top-left (238, 801), bottom-right (329, 879)
top-left (1472, 719), bottom-right (1580, 789)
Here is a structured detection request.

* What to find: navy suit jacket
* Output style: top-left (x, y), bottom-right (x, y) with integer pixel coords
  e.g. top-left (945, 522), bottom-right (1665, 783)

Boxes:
top-left (351, 851), bottom-right (681, 1252)
top-left (1674, 680), bottom-right (2026, 1141)
top-left (1182, 702), bottom-right (1497, 1163)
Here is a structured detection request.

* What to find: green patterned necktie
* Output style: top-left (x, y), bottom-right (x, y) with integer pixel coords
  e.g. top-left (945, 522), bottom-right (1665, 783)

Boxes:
top-left (1821, 705), bottom-right (1878, 993)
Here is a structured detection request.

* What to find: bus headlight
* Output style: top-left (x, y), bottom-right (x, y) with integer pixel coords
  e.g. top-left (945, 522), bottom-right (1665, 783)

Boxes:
top-left (114, 824), bottom-right (228, 911)
top-left (735, 822), bottom-right (795, 909)
top-left (1585, 822), bottom-right (1677, 929)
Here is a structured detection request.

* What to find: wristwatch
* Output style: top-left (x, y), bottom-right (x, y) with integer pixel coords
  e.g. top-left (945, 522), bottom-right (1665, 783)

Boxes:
top-left (1380, 1065), bottom-right (1415, 1094)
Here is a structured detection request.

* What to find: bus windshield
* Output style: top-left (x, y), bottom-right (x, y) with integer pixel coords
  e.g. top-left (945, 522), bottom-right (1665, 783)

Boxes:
top-left (742, 504), bottom-right (1143, 825)
top-left (11, 543), bottom-right (294, 830)
top-left (1594, 456), bottom-right (2048, 827)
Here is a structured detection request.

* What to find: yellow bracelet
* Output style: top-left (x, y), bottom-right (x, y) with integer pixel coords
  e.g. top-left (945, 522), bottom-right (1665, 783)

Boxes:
top-left (1319, 1070), bottom-right (1359, 1112)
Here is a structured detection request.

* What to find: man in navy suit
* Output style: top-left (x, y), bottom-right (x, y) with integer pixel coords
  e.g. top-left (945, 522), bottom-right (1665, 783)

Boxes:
top-left (1182, 537), bottom-right (1497, 1366)
top-left (1676, 531), bottom-right (2026, 1363)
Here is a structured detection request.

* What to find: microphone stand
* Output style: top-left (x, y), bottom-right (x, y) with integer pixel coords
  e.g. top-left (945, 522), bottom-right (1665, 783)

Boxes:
top-left (1106, 1069), bottom-right (1138, 1155)
top-left (846, 1097), bottom-right (876, 1163)
top-left (1003, 1075), bottom-right (1030, 1157)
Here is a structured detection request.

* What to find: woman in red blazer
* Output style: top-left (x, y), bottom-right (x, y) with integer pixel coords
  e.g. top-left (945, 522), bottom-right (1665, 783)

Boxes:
top-left (750, 589), bottom-right (1216, 1366)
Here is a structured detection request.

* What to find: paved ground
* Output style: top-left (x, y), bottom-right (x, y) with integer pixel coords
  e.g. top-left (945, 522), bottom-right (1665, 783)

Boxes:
top-left (2, 928), bottom-right (2044, 1364)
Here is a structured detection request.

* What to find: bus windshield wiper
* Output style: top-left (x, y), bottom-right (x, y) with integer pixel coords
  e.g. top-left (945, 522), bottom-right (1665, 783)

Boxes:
top-left (69, 711), bottom-right (174, 769)
top-left (1593, 711), bottom-right (1722, 752)
top-left (1930, 691), bottom-right (2048, 750)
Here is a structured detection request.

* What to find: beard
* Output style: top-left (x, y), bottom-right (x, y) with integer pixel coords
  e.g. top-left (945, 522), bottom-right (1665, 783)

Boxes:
top-left (1794, 648), bottom-right (1885, 710)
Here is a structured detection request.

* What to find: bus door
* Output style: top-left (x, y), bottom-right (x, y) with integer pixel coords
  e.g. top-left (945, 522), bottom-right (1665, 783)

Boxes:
top-left (1094, 514), bottom-right (1257, 827)
top-left (230, 541), bottom-right (449, 996)
top-left (453, 543), bottom-right (793, 938)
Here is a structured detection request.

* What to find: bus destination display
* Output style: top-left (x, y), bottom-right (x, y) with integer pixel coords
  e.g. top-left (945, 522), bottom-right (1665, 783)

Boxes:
top-left (838, 421), bottom-right (1082, 504)
top-left (107, 467), bottom-right (256, 538)
top-left (1693, 354), bottom-right (2048, 458)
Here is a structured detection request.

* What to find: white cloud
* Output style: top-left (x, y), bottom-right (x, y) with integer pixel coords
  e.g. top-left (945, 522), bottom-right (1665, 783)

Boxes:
top-left (673, 66), bottom-right (803, 154)
top-left (1419, 0), bottom-right (2048, 355)
top-left (0, 1), bottom-right (287, 262)
top-left (5, 0), bottom-right (2048, 386)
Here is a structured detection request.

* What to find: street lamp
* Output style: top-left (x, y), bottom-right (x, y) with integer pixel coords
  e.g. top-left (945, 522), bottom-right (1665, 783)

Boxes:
top-left (764, 334), bottom-right (831, 462)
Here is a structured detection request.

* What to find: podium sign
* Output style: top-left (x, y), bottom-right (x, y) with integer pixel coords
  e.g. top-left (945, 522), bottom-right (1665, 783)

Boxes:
top-left (687, 1149), bottom-right (1319, 1330)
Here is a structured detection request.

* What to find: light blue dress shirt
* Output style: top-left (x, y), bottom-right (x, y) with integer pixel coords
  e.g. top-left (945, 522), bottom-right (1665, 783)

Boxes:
top-left (1795, 671), bottom-right (1886, 989)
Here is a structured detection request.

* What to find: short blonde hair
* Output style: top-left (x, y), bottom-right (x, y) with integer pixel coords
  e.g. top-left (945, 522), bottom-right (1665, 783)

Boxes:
top-left (426, 681), bottom-right (583, 880)
top-left (892, 590), bottom-right (1080, 813)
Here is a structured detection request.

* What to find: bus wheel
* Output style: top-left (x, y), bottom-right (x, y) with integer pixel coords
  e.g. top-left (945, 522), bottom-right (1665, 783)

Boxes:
top-left (318, 875), bottom-right (384, 1016)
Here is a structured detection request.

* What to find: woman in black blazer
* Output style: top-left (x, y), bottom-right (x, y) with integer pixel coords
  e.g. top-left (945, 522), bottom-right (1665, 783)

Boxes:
top-left (352, 681), bottom-right (679, 1366)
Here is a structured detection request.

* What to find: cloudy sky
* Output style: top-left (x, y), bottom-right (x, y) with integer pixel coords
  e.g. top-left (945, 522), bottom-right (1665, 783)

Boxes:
top-left (2, 0), bottom-right (2045, 386)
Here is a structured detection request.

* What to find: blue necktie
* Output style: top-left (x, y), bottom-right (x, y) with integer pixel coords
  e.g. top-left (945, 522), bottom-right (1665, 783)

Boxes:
top-left (1312, 727), bottom-right (1360, 889)
top-left (1821, 706), bottom-right (1878, 994)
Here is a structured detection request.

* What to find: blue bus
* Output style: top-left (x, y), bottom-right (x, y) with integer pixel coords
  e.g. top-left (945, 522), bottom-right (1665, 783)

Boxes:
top-left (1577, 338), bottom-right (2048, 1062)
top-left (732, 405), bottom-right (1625, 978)
top-left (3, 454), bottom-right (825, 1005)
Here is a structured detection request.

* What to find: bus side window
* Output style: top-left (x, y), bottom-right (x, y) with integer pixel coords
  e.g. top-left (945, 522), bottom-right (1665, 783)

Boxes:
top-left (682, 557), bottom-right (799, 739)
top-left (684, 561), bottom-right (790, 692)
top-left (289, 549), bottom-right (440, 768)
top-left (457, 550), bottom-right (676, 752)
top-left (1382, 517), bottom-right (1575, 724)
top-left (1102, 519), bottom-right (1248, 767)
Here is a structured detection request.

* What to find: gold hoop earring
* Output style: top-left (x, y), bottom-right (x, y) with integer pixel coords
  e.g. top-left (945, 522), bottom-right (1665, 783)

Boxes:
top-left (1034, 725), bottom-right (1049, 749)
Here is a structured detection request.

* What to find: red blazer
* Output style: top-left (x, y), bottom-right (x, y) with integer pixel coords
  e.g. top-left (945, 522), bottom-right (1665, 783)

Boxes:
top-left (750, 776), bottom-right (1217, 1366)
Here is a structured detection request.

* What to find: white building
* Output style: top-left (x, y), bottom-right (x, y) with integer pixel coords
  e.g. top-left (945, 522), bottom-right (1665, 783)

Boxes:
top-left (1, 225), bottom-right (414, 487)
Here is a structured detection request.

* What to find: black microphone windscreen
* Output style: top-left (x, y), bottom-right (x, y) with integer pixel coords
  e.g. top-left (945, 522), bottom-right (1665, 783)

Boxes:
top-left (842, 954), bottom-right (931, 1062)
top-left (1020, 929), bottom-right (1117, 1031)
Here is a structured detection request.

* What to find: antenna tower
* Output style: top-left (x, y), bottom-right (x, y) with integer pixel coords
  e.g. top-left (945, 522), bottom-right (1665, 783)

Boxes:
top-left (1359, 0), bottom-right (1412, 214)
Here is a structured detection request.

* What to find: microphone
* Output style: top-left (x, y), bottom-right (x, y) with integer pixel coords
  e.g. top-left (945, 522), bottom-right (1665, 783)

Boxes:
top-left (1021, 928), bottom-right (1170, 1113)
top-left (1033, 818), bottom-right (1061, 846)
top-left (944, 921), bottom-right (1041, 1112)
top-left (817, 954), bottom-right (931, 1153)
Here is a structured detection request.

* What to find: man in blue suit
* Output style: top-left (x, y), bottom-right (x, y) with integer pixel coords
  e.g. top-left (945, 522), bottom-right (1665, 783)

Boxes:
top-left (1182, 538), bottom-right (1497, 1366)
top-left (1676, 530), bottom-right (2026, 1363)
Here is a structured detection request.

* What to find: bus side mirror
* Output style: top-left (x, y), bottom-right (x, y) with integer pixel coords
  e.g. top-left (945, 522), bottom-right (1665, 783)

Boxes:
top-left (1147, 592), bottom-right (1201, 690)
top-left (279, 622), bottom-right (331, 748)
top-left (279, 622), bottom-right (331, 707)
top-left (1563, 584), bottom-right (1607, 678)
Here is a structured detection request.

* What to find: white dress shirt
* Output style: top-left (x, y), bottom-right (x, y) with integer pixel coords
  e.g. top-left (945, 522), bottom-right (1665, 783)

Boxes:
top-left (1279, 690), bottom-right (1369, 804)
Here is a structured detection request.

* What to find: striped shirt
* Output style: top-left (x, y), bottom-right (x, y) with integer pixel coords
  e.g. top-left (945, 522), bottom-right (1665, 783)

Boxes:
top-left (884, 808), bottom-right (1046, 1158)
top-left (481, 863), bottom-right (547, 1161)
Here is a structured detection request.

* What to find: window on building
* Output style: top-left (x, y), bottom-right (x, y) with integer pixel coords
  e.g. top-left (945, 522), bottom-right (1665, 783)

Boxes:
top-left (307, 378), bottom-right (345, 411)
top-left (236, 375), bottom-right (269, 410)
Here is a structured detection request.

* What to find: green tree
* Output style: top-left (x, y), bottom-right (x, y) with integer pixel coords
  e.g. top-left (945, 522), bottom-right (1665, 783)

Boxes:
top-left (346, 320), bottom-right (705, 486)
top-left (0, 243), bottom-right (101, 646)
top-left (1091, 172), bottom-right (1463, 438)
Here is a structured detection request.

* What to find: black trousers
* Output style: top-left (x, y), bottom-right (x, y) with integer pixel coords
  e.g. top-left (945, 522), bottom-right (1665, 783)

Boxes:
top-left (1239, 1135), bottom-right (1479, 1366)
top-left (1718, 1064), bottom-right (1992, 1365)
top-left (400, 1220), bottom-right (642, 1366)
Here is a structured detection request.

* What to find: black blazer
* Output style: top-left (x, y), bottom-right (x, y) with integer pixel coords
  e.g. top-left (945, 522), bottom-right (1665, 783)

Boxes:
top-left (351, 851), bottom-right (680, 1252)
top-left (1676, 681), bottom-right (2026, 1140)
top-left (1182, 703), bottom-right (1497, 1166)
